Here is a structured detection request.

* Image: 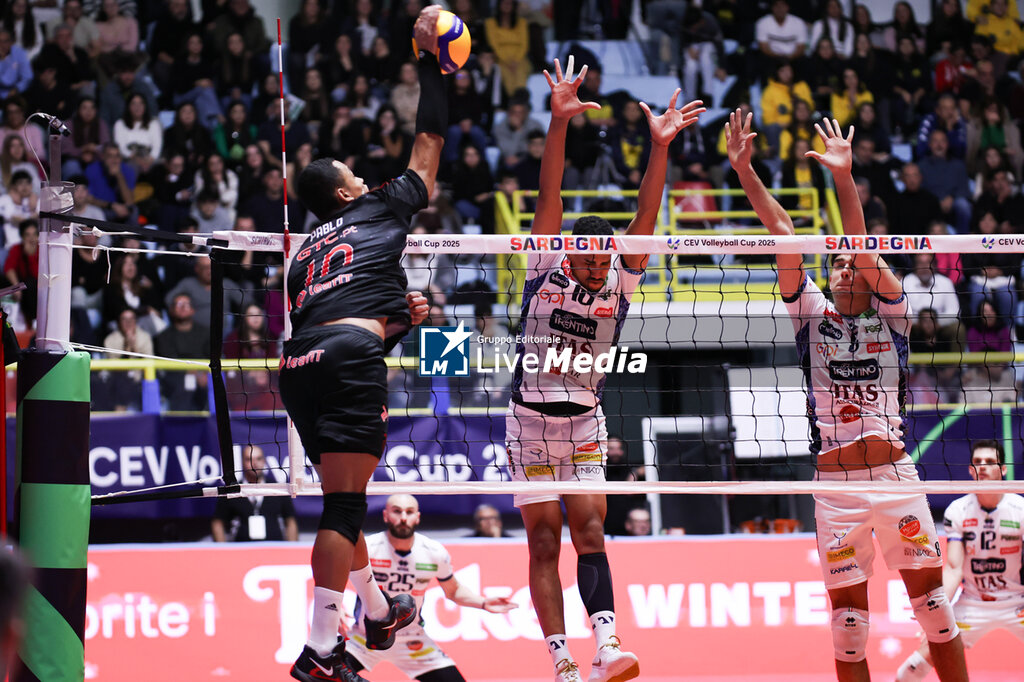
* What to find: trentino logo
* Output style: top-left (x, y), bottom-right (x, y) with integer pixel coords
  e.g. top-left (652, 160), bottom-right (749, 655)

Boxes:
top-left (418, 322), bottom-right (473, 377)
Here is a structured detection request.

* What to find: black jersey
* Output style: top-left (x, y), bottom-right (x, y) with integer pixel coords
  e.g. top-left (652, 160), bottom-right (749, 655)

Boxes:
top-left (287, 170), bottom-right (429, 345)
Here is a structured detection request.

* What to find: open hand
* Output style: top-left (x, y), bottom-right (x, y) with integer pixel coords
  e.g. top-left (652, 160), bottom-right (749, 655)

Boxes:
top-left (642, 90), bottom-right (704, 147)
top-left (482, 596), bottom-right (517, 614)
top-left (407, 291), bottom-right (429, 325)
top-left (725, 109), bottom-right (757, 170)
top-left (544, 56), bottom-right (601, 121)
top-left (805, 118), bottom-right (853, 173)
top-left (413, 4), bottom-right (441, 56)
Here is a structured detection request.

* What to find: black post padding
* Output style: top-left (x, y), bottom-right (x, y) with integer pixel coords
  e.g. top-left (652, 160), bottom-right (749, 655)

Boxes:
top-left (208, 251), bottom-right (238, 487)
top-left (39, 211), bottom-right (229, 249)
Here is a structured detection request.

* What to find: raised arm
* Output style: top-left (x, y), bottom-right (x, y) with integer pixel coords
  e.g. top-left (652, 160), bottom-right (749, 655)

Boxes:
top-left (407, 5), bottom-right (447, 196)
top-left (725, 109), bottom-right (804, 298)
top-left (532, 57), bottom-right (601, 235)
top-left (622, 91), bottom-right (705, 271)
top-left (806, 119), bottom-right (903, 300)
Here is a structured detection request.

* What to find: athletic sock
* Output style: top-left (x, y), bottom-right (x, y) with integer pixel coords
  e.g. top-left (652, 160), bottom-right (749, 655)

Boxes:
top-left (577, 552), bottom-right (615, 615)
top-left (350, 563), bottom-right (390, 620)
top-left (590, 610), bottom-right (617, 648)
top-left (895, 651), bottom-right (931, 682)
top-left (546, 634), bottom-right (574, 668)
top-left (308, 586), bottom-right (344, 656)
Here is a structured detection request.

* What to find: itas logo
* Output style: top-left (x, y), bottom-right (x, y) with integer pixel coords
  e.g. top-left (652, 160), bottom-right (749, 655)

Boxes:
top-left (418, 322), bottom-right (473, 377)
top-left (982, 236), bottom-right (995, 250)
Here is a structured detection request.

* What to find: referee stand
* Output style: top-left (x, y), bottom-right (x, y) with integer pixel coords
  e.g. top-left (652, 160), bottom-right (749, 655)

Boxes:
top-left (12, 122), bottom-right (90, 682)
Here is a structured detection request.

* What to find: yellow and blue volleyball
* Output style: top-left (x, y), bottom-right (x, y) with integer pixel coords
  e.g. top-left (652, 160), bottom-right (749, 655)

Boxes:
top-left (436, 10), bottom-right (471, 74)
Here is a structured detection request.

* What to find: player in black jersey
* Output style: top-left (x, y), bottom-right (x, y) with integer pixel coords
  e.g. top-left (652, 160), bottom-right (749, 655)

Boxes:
top-left (281, 7), bottom-right (447, 682)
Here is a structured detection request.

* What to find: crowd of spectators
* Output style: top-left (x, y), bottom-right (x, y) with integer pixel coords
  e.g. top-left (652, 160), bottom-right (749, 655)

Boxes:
top-left (0, 0), bottom-right (1019, 409)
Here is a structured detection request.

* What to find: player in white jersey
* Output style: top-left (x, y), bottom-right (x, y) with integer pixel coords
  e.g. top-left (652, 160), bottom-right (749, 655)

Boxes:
top-left (344, 495), bottom-right (516, 681)
top-left (506, 57), bottom-right (704, 682)
top-left (727, 112), bottom-right (968, 681)
top-left (896, 440), bottom-right (1024, 680)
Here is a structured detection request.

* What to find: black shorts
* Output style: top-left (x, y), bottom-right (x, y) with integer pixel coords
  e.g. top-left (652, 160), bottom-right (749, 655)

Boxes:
top-left (278, 324), bottom-right (388, 464)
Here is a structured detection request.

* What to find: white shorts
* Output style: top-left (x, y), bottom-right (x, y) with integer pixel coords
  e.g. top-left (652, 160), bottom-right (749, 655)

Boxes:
top-left (815, 456), bottom-right (942, 589)
top-left (505, 401), bottom-right (607, 507)
top-left (346, 626), bottom-right (456, 677)
top-left (954, 596), bottom-right (1024, 648)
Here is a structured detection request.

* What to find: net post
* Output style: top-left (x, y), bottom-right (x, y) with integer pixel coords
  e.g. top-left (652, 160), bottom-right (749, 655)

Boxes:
top-left (208, 251), bottom-right (238, 487)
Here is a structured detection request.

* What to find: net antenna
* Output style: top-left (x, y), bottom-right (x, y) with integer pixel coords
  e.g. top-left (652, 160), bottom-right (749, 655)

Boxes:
top-left (276, 17), bottom-right (307, 493)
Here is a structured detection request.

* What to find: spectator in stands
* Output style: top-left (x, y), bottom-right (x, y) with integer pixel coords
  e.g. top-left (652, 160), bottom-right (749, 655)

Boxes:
top-left (754, 0), bottom-right (808, 77)
top-left (223, 302), bottom-right (274, 358)
top-left (215, 31), bottom-right (258, 112)
top-left (0, 170), bottom-right (36, 246)
top-left (916, 93), bottom-right (967, 160)
top-left (101, 252), bottom-right (160, 330)
top-left (890, 163), bottom-right (944, 235)
top-left (856, 177), bottom-right (887, 224)
top-left (209, 0), bottom-right (269, 61)
top-left (512, 129), bottom-right (544, 193)
top-left (565, 111), bottom-right (602, 188)
top-left (963, 210), bottom-right (1020, 322)
top-left (851, 4), bottom-right (886, 48)
top-left (972, 147), bottom-right (1012, 199)
top-left (24, 60), bottom-right (70, 123)
top-left (927, 220), bottom-right (963, 285)
top-left (851, 135), bottom-right (897, 208)
top-left (213, 100), bottom-right (257, 171)
top-left (236, 142), bottom-right (272, 203)
top-left (974, 168), bottom-right (1024, 232)
top-left (934, 41), bottom-right (972, 99)
top-left (910, 307), bottom-right (957, 354)
top-left (468, 45), bottom-right (502, 127)
top-left (928, 0), bottom-right (972, 57)
top-left (194, 152), bottom-right (238, 218)
top-left (610, 100), bottom-right (650, 189)
top-left (212, 445), bottom-right (297, 541)
top-left (471, 504), bottom-right (510, 538)
top-left (830, 67), bottom-right (873, 128)
top-left (164, 257), bottom-right (242, 334)
top-left (163, 101), bottom-right (213, 169)
top-left (849, 32), bottom-right (895, 134)
top-left (680, 7), bottom-right (725, 101)
top-left (321, 33), bottom-right (358, 103)
top-left (909, 307), bottom-right (961, 404)
top-left (493, 99), bottom-right (543, 170)
top-left (851, 102), bottom-right (891, 158)
top-left (363, 34), bottom-right (402, 89)
top-left (444, 69), bottom-right (488, 164)
top-left (0, 135), bottom-right (38, 193)
top-left (151, 153), bottom-right (192, 229)
top-left (624, 508), bottom-right (652, 536)
top-left (287, 0), bottom-right (330, 90)
top-left (883, 1), bottom-right (925, 54)
top-left (257, 99), bottom-right (310, 162)
top-left (95, 0), bottom-right (138, 77)
top-left (325, 104), bottom-right (368, 166)
top-left (484, 0), bottom-right (530, 98)
top-left (968, 299), bottom-right (1013, 353)
top-left (104, 307), bottom-right (153, 357)
top-left (4, 218), bottom-right (36, 325)
top-left (975, 0), bottom-right (1024, 77)
top-left (36, 23), bottom-right (95, 100)
top-left (903, 253), bottom-right (961, 330)
top-left (966, 99), bottom-right (1023, 178)
top-left (0, 97), bottom-right (40, 160)
top-left (339, 0), bottom-right (378, 59)
top-left (806, 37), bottom-right (844, 112)
top-left (190, 188), bottom-right (230, 232)
top-left (760, 61), bottom-right (812, 150)
top-left (98, 54), bottom-right (158, 128)
top-left (604, 436), bottom-right (646, 536)
top-left (85, 142), bottom-right (135, 222)
top-left (1006, 60), bottom-right (1024, 121)
top-left (67, 174), bottom-right (105, 235)
top-left (647, 2), bottom-right (706, 82)
top-left (495, 168), bottom-right (525, 216)
top-left (343, 72), bottom-right (381, 124)
top-left (451, 145), bottom-right (495, 231)
top-left (866, 218), bottom-right (910, 273)
top-left (777, 99), bottom-right (820, 163)
top-left (890, 37), bottom-right (929, 134)
top-left (355, 105), bottom-right (411, 188)
top-left (241, 167), bottom-right (302, 234)
top-left (171, 32), bottom-right (222, 130)
top-left (780, 137), bottom-right (824, 225)
top-left (113, 92), bottom-right (162, 170)
top-left (577, 64), bottom-right (616, 128)
top-left (809, 0), bottom-right (853, 59)
top-left (919, 129), bottom-right (971, 233)
top-left (148, 0), bottom-right (195, 95)
top-left (390, 60), bottom-right (420, 136)
top-left (3, 0), bottom-right (40, 62)
top-left (45, 0), bottom-right (99, 58)
top-left (962, 57), bottom-right (999, 107)
top-left (297, 67), bottom-right (330, 141)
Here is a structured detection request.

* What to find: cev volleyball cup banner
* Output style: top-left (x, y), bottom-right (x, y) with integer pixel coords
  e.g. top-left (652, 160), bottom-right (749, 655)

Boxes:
top-left (81, 538), bottom-right (1022, 681)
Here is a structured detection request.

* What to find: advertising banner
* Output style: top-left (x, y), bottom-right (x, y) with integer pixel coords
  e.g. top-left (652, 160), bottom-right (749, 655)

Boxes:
top-left (81, 537), bottom-right (1021, 681)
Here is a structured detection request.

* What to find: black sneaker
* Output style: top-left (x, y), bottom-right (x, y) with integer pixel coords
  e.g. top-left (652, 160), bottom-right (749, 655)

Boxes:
top-left (363, 592), bottom-right (417, 650)
top-left (290, 639), bottom-right (368, 682)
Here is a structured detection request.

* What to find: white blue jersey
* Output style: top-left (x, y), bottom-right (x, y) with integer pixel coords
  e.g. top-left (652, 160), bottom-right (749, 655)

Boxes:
top-left (944, 493), bottom-right (1024, 602)
top-left (784, 274), bottom-right (912, 456)
top-left (511, 253), bottom-right (642, 407)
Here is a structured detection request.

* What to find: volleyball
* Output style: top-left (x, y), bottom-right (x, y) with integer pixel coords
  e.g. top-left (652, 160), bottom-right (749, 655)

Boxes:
top-left (436, 10), bottom-right (470, 74)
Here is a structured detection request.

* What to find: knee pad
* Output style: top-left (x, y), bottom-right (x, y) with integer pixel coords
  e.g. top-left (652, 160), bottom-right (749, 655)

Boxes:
top-left (910, 588), bottom-right (959, 644)
top-left (319, 492), bottom-right (367, 544)
top-left (831, 608), bottom-right (870, 663)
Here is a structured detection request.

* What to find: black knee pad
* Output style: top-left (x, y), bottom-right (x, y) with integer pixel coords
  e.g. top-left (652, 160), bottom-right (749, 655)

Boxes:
top-left (416, 666), bottom-right (466, 682)
top-left (319, 492), bottom-right (367, 544)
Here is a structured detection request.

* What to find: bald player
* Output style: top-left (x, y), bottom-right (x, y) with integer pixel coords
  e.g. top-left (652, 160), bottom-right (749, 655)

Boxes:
top-left (344, 495), bottom-right (517, 682)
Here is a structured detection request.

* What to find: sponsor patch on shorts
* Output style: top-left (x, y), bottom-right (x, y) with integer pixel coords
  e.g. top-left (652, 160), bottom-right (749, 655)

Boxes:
top-left (827, 547), bottom-right (856, 563)
top-left (572, 451), bottom-right (603, 464)
top-left (524, 464), bottom-right (554, 479)
top-left (899, 515), bottom-right (922, 538)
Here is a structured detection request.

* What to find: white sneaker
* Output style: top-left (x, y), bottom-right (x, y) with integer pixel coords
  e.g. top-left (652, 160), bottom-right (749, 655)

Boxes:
top-left (588, 636), bottom-right (639, 682)
top-left (555, 658), bottom-right (583, 682)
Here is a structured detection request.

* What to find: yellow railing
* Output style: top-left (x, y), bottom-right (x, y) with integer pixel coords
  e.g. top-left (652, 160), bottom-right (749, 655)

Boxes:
top-left (494, 186), bottom-right (832, 305)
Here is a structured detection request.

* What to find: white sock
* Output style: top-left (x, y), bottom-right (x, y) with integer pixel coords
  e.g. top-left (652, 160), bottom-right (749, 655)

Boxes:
top-left (895, 651), bottom-right (931, 682)
top-left (546, 634), bottom-right (573, 668)
top-left (350, 563), bottom-right (390, 620)
top-left (590, 610), bottom-right (616, 648)
top-left (308, 586), bottom-right (344, 656)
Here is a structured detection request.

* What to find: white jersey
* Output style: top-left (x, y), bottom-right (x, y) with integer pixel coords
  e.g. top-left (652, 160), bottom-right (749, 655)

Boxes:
top-left (354, 531), bottom-right (454, 626)
top-left (784, 275), bottom-right (912, 455)
top-left (944, 493), bottom-right (1024, 602)
top-left (512, 252), bottom-right (643, 407)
